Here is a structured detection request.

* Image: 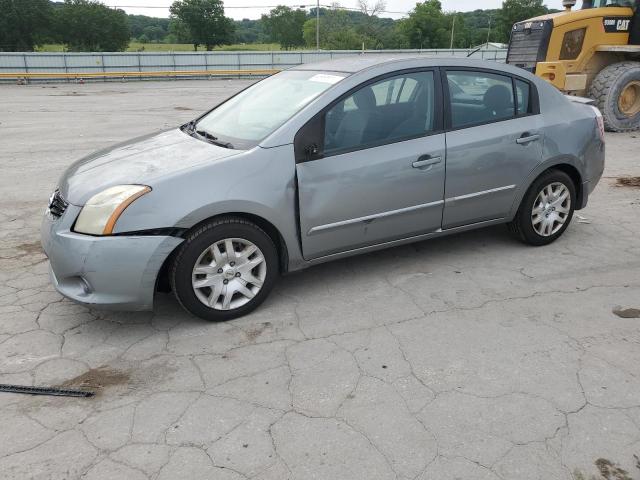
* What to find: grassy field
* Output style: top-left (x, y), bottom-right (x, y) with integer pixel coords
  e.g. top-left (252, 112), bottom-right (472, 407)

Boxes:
top-left (36, 42), bottom-right (283, 52)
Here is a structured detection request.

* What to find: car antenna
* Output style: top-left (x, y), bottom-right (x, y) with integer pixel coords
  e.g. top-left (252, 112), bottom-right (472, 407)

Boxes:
top-left (467, 46), bottom-right (483, 58)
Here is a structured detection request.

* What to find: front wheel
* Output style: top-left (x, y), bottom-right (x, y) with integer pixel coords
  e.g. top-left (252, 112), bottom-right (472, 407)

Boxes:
top-left (508, 170), bottom-right (576, 246)
top-left (170, 217), bottom-right (279, 321)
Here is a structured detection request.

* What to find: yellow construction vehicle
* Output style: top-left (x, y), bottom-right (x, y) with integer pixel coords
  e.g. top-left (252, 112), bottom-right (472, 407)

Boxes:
top-left (507, 0), bottom-right (640, 131)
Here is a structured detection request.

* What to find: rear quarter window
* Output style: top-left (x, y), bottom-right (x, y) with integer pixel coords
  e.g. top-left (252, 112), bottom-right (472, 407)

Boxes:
top-left (515, 79), bottom-right (532, 116)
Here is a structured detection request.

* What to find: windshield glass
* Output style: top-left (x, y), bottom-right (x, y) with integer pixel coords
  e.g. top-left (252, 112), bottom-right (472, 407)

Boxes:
top-left (589, 0), bottom-right (635, 7)
top-left (194, 70), bottom-right (347, 149)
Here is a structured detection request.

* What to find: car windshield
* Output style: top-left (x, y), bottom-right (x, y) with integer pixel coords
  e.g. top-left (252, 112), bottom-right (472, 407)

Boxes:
top-left (589, 0), bottom-right (635, 7)
top-left (194, 70), bottom-right (347, 149)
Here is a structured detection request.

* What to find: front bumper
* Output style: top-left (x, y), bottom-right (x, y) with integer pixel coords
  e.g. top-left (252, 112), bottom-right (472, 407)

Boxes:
top-left (41, 205), bottom-right (183, 311)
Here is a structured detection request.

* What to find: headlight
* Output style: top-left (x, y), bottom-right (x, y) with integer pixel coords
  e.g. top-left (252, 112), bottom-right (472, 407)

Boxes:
top-left (559, 28), bottom-right (586, 60)
top-left (74, 185), bottom-right (151, 235)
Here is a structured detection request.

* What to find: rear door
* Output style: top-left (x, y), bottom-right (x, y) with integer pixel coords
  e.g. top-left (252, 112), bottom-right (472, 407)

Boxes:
top-left (442, 69), bottom-right (544, 229)
top-left (295, 69), bottom-right (446, 260)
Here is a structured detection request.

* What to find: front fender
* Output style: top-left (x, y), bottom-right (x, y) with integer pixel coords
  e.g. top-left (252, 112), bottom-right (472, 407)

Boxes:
top-left (111, 144), bottom-right (307, 272)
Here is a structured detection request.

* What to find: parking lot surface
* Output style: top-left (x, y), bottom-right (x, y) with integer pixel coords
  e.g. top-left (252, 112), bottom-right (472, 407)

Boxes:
top-left (1, 80), bottom-right (639, 480)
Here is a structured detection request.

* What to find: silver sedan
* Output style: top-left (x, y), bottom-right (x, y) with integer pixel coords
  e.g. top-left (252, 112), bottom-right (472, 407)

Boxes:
top-left (41, 56), bottom-right (605, 321)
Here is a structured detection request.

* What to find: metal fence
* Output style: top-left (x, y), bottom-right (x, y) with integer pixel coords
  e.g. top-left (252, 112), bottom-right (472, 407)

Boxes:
top-left (0, 49), bottom-right (507, 82)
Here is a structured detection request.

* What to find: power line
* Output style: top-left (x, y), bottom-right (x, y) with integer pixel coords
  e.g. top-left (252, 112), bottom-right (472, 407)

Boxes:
top-left (110, 4), bottom-right (315, 8)
top-left (105, 3), bottom-right (411, 15)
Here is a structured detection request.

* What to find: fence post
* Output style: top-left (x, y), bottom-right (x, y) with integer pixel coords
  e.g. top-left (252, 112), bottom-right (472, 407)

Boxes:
top-left (172, 52), bottom-right (176, 80)
top-left (21, 53), bottom-right (28, 84)
top-left (61, 53), bottom-right (68, 83)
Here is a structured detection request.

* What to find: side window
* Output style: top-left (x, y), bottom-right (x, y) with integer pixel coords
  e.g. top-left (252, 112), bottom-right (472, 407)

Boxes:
top-left (446, 71), bottom-right (515, 128)
top-left (398, 78), bottom-right (419, 103)
top-left (370, 78), bottom-right (399, 106)
top-left (515, 79), bottom-right (531, 116)
top-left (324, 71), bottom-right (436, 156)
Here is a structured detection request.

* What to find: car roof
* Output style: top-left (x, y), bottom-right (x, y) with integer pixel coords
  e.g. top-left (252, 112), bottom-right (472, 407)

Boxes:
top-left (291, 55), bottom-right (528, 77)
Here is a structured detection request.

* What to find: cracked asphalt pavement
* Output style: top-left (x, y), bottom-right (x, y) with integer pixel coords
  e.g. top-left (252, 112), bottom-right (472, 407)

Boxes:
top-left (1, 80), bottom-right (640, 480)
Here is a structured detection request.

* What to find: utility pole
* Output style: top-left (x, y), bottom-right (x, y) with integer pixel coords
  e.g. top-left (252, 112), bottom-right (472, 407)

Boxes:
top-left (450, 14), bottom-right (456, 49)
top-left (316, 0), bottom-right (320, 50)
top-left (487, 15), bottom-right (492, 45)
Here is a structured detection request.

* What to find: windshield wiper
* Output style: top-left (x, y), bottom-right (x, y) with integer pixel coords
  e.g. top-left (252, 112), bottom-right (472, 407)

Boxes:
top-left (181, 120), bottom-right (198, 137)
top-left (195, 129), bottom-right (234, 149)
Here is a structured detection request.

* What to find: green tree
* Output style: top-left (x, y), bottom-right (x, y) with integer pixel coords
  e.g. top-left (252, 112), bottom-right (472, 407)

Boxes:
top-left (128, 15), bottom-right (170, 40)
top-left (355, 0), bottom-right (388, 48)
top-left (398, 0), bottom-right (450, 49)
top-left (0, 0), bottom-right (53, 51)
top-left (445, 12), bottom-right (473, 48)
top-left (142, 25), bottom-right (166, 42)
top-left (261, 6), bottom-right (306, 50)
top-left (234, 18), bottom-right (267, 44)
top-left (169, 0), bottom-right (235, 51)
top-left (56, 0), bottom-right (130, 51)
top-left (495, 0), bottom-right (548, 43)
top-left (303, 7), bottom-right (369, 50)
top-left (168, 18), bottom-right (192, 44)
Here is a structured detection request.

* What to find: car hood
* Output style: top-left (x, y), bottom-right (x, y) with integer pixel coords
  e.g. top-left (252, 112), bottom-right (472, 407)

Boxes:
top-left (59, 128), bottom-right (240, 205)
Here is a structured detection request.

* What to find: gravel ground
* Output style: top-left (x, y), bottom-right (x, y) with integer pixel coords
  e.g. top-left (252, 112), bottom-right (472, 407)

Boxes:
top-left (1, 80), bottom-right (639, 480)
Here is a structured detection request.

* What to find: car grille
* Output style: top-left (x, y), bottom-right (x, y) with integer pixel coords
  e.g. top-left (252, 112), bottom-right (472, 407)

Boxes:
top-left (48, 190), bottom-right (68, 219)
top-left (506, 20), bottom-right (552, 73)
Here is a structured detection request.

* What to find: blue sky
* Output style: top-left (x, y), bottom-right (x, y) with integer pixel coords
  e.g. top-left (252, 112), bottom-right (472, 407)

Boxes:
top-left (103, 0), bottom-right (555, 20)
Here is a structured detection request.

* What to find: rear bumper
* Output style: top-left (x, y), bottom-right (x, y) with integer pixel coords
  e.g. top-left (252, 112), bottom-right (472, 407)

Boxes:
top-left (41, 205), bottom-right (182, 311)
top-left (581, 139), bottom-right (605, 209)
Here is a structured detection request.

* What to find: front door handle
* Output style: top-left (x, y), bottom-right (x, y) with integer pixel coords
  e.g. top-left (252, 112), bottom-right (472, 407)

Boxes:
top-left (516, 133), bottom-right (541, 145)
top-left (412, 155), bottom-right (442, 169)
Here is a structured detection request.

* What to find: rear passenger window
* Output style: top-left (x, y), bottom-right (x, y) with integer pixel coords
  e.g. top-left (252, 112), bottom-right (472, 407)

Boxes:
top-left (515, 79), bottom-right (531, 115)
top-left (446, 71), bottom-right (515, 128)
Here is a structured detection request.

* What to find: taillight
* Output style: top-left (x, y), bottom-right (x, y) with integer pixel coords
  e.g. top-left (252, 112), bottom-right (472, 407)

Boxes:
top-left (591, 106), bottom-right (605, 142)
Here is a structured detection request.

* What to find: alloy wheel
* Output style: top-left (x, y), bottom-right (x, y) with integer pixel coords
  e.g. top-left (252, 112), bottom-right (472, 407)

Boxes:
top-left (191, 238), bottom-right (267, 310)
top-left (531, 182), bottom-right (571, 237)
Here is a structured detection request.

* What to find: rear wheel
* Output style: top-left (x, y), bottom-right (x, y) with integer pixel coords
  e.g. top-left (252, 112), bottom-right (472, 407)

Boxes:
top-left (509, 170), bottom-right (576, 246)
top-left (170, 217), bottom-right (278, 321)
top-left (589, 61), bottom-right (640, 132)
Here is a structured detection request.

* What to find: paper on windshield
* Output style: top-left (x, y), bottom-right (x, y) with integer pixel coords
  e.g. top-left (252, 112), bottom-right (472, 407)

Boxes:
top-left (309, 74), bottom-right (344, 84)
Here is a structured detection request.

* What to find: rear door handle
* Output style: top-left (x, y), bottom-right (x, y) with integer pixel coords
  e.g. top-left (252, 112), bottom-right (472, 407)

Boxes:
top-left (412, 155), bottom-right (442, 169)
top-left (516, 133), bottom-right (541, 145)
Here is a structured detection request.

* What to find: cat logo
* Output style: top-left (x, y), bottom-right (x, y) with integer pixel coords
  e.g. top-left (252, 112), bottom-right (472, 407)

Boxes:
top-left (524, 22), bottom-right (533, 29)
top-left (616, 19), bottom-right (631, 31)
top-left (602, 17), bottom-right (631, 33)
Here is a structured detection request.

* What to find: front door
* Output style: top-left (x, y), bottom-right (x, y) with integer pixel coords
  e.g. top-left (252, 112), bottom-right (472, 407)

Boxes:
top-left (296, 69), bottom-right (446, 260)
top-left (442, 69), bottom-right (544, 229)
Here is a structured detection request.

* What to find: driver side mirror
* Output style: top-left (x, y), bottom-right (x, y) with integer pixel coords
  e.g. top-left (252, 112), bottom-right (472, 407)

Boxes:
top-left (294, 114), bottom-right (324, 164)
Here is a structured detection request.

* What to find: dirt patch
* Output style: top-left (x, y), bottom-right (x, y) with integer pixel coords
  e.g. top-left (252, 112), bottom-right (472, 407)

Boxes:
top-left (595, 458), bottom-right (634, 480)
top-left (574, 456), bottom-right (639, 480)
top-left (16, 241), bottom-right (44, 256)
top-left (60, 366), bottom-right (130, 391)
top-left (245, 322), bottom-right (272, 342)
top-left (616, 177), bottom-right (640, 188)
top-left (613, 306), bottom-right (640, 319)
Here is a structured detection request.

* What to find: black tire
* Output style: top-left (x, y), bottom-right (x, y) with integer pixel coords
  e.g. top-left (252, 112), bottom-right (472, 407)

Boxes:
top-left (589, 61), bottom-right (640, 132)
top-left (508, 170), bottom-right (576, 246)
top-left (170, 217), bottom-right (279, 321)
